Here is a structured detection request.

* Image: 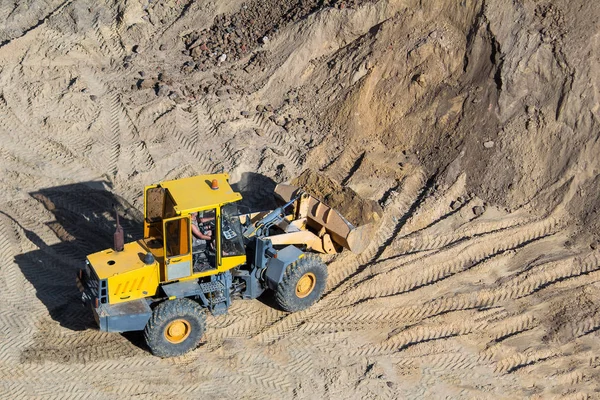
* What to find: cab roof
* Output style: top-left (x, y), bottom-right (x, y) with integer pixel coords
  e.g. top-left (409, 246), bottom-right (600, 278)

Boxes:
top-left (158, 173), bottom-right (242, 214)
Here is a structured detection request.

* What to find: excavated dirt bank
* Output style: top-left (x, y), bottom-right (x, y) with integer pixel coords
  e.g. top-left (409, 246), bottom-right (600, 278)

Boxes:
top-left (1, 0), bottom-right (600, 398)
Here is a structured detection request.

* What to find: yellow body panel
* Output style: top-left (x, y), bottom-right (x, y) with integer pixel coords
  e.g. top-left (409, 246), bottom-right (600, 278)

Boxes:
top-left (218, 255), bottom-right (246, 273)
top-left (107, 263), bottom-right (159, 304)
top-left (87, 240), bottom-right (160, 304)
top-left (143, 237), bottom-right (165, 262)
top-left (88, 240), bottom-right (152, 279)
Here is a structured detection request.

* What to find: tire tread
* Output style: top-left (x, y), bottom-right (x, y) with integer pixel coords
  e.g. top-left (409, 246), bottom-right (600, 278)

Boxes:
top-left (275, 254), bottom-right (328, 312)
top-left (144, 298), bottom-right (206, 357)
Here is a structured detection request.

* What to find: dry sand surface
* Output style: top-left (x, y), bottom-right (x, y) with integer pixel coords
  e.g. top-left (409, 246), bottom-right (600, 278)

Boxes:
top-left (1, 0), bottom-right (600, 398)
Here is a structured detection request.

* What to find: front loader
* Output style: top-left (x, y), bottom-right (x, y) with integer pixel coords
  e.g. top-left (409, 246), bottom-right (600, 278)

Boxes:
top-left (76, 173), bottom-right (374, 357)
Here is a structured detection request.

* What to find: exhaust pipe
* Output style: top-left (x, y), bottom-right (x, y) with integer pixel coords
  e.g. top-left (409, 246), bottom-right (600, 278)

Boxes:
top-left (113, 206), bottom-right (124, 252)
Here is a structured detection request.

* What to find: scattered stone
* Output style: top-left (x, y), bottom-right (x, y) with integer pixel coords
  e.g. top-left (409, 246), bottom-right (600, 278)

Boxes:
top-left (123, 62), bottom-right (130, 69)
top-left (240, 110), bottom-right (250, 117)
top-left (89, 95), bottom-right (97, 102)
top-left (265, 104), bottom-right (274, 112)
top-left (473, 205), bottom-right (485, 217)
top-left (156, 83), bottom-right (170, 97)
top-left (218, 53), bottom-right (227, 63)
top-left (123, 55), bottom-right (133, 63)
top-left (591, 242), bottom-right (598, 250)
top-left (484, 140), bottom-right (495, 148)
top-left (256, 104), bottom-right (265, 112)
top-left (138, 79), bottom-right (156, 90)
top-left (159, 43), bottom-right (167, 51)
top-left (260, 36), bottom-right (269, 44)
top-left (450, 200), bottom-right (460, 211)
top-left (190, 47), bottom-right (203, 58)
top-left (182, 61), bottom-right (195, 73)
top-left (254, 128), bottom-right (264, 136)
top-left (283, 120), bottom-right (294, 131)
top-left (139, 71), bottom-right (145, 77)
top-left (132, 45), bottom-right (140, 53)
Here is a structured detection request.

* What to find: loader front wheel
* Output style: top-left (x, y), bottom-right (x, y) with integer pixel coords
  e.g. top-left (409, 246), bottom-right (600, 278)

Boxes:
top-left (144, 298), bottom-right (205, 357)
top-left (275, 255), bottom-right (327, 312)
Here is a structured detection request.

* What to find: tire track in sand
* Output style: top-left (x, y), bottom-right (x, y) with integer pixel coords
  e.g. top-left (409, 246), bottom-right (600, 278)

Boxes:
top-left (320, 250), bottom-right (599, 328)
top-left (250, 113), bottom-right (304, 170)
top-left (0, 96), bottom-right (98, 180)
top-left (335, 213), bottom-right (561, 304)
top-left (324, 143), bottom-right (364, 184)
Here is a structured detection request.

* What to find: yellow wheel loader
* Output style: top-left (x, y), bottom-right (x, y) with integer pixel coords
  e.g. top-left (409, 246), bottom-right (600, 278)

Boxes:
top-left (76, 173), bottom-right (377, 357)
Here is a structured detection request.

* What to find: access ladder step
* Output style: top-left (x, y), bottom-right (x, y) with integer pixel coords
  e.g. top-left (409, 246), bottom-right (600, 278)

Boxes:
top-left (199, 281), bottom-right (224, 293)
top-left (209, 295), bottom-right (226, 304)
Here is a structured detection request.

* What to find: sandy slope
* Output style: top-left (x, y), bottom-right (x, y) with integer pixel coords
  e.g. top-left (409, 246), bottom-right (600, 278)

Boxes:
top-left (1, 0), bottom-right (599, 398)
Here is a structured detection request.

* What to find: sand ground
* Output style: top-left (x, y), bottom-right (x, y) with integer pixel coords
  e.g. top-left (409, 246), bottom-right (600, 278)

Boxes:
top-left (1, 0), bottom-right (599, 398)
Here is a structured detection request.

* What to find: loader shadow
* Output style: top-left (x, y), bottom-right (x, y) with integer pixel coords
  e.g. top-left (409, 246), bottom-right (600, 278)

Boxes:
top-left (256, 291), bottom-right (285, 311)
top-left (230, 172), bottom-right (278, 211)
top-left (12, 181), bottom-right (144, 332)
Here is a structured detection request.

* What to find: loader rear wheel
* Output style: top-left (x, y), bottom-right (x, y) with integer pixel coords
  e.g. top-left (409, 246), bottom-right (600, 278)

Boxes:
top-left (275, 255), bottom-right (327, 312)
top-left (144, 298), bottom-right (205, 357)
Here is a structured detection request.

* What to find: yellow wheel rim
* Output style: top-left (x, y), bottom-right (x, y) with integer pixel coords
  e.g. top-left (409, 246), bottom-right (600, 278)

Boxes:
top-left (296, 272), bottom-right (316, 299)
top-left (164, 319), bottom-right (191, 344)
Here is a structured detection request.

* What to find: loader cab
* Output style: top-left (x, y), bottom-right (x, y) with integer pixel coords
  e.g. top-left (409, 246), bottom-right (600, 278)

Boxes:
top-left (142, 174), bottom-right (246, 284)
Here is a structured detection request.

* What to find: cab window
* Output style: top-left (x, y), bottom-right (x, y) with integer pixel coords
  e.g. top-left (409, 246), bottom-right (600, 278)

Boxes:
top-left (145, 187), bottom-right (164, 223)
top-left (165, 217), bottom-right (190, 258)
top-left (163, 190), bottom-right (177, 219)
top-left (221, 203), bottom-right (245, 257)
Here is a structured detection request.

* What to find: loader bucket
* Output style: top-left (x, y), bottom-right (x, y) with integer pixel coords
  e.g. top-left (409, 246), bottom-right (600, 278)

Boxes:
top-left (274, 184), bottom-right (377, 254)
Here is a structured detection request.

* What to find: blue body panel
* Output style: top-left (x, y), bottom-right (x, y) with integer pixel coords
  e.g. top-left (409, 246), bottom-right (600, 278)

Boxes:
top-left (265, 245), bottom-right (303, 290)
top-left (97, 300), bottom-right (152, 332)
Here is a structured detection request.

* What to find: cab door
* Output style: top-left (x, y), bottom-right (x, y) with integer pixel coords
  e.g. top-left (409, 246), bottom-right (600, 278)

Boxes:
top-left (163, 215), bottom-right (192, 281)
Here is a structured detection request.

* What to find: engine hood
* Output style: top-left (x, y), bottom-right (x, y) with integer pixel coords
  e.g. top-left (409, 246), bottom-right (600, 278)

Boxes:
top-left (87, 240), bottom-right (153, 280)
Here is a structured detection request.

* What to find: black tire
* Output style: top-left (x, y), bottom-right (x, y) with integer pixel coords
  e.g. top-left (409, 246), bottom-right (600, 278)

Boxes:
top-left (274, 254), bottom-right (328, 312)
top-left (144, 298), bottom-right (206, 357)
